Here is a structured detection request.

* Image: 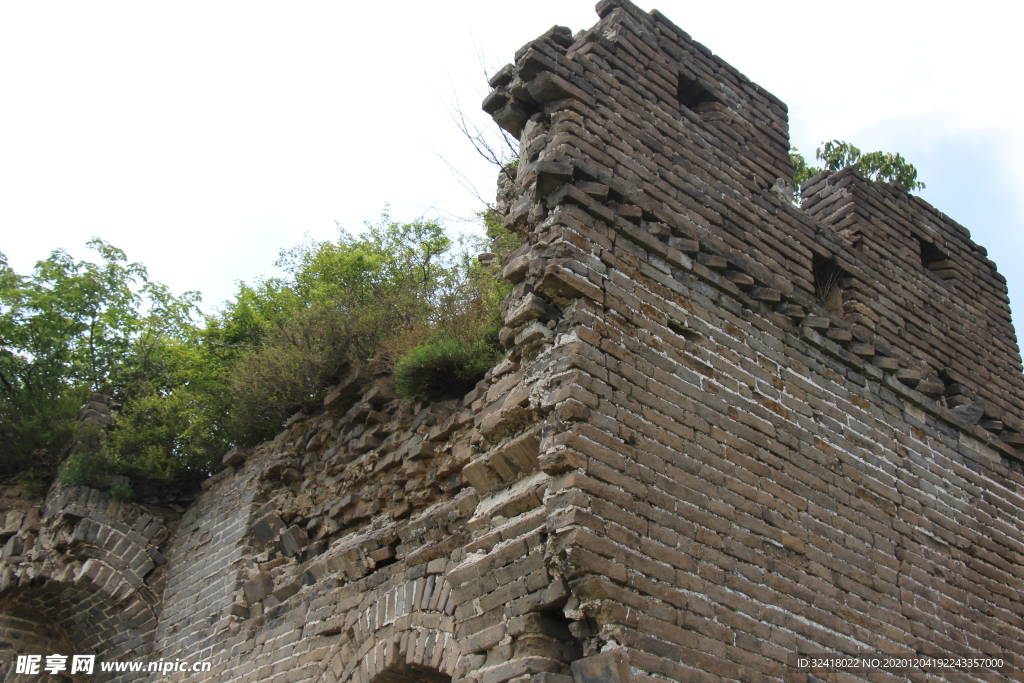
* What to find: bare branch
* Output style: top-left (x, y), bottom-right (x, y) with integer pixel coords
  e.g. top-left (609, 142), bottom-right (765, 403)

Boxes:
top-left (430, 46), bottom-right (521, 215)
top-left (432, 149), bottom-right (492, 208)
top-left (444, 86), bottom-right (518, 173)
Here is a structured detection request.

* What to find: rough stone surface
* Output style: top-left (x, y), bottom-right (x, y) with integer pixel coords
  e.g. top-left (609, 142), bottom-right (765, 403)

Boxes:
top-left (3, 2), bottom-right (1024, 682)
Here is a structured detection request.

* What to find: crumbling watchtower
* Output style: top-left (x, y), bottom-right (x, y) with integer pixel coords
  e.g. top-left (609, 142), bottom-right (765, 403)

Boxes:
top-left (2, 2), bottom-right (1022, 681)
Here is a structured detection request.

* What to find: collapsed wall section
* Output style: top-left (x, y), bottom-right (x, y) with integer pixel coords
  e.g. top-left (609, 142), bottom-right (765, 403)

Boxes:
top-left (141, 343), bottom-right (591, 683)
top-left (0, 394), bottom-right (171, 683)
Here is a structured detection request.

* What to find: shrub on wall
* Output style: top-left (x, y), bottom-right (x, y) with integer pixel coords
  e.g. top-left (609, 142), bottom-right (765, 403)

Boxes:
top-left (394, 334), bottom-right (502, 402)
top-left (109, 481), bottom-right (133, 502)
top-left (59, 422), bottom-right (114, 489)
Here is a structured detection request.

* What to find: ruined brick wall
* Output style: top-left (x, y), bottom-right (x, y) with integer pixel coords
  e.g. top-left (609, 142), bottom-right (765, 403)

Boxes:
top-left (803, 170), bottom-right (1023, 427)
top-left (3, 1), bottom-right (1024, 681)
top-left (0, 394), bottom-right (171, 683)
top-left (477, 0), bottom-right (1024, 679)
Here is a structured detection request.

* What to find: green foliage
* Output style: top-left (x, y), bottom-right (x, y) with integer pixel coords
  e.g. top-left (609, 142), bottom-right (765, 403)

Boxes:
top-left (16, 473), bottom-right (47, 499)
top-left (233, 212), bottom-right (521, 425)
top-left (0, 240), bottom-right (199, 480)
top-left (199, 212), bottom-right (519, 445)
top-left (790, 140), bottom-right (925, 203)
top-left (790, 147), bottom-right (817, 195)
top-left (109, 481), bottom-right (133, 502)
top-left (394, 335), bottom-right (502, 402)
top-left (279, 216), bottom-right (454, 307)
top-left (218, 216), bottom-right (464, 432)
top-left (3, 213), bottom-right (518, 490)
top-left (224, 304), bottom-right (354, 436)
top-left (389, 211), bottom-right (517, 404)
top-left (60, 447), bottom-right (112, 489)
top-left (104, 377), bottom-right (227, 482)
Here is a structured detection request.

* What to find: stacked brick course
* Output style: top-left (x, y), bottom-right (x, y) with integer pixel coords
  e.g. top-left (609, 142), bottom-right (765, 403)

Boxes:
top-left (474, 1), bottom-right (1024, 679)
top-left (3, 1), bottom-right (1023, 681)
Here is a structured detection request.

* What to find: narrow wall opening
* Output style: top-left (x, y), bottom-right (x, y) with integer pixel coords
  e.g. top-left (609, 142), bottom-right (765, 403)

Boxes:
top-left (812, 254), bottom-right (848, 317)
top-left (372, 665), bottom-right (451, 683)
top-left (676, 72), bottom-right (719, 110)
top-left (919, 238), bottom-right (956, 280)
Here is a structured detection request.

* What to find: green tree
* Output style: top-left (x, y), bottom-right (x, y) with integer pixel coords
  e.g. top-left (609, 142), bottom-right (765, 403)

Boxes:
top-left (103, 217), bottom-right (455, 477)
top-left (791, 140), bottom-right (925, 202)
top-left (99, 324), bottom-right (233, 483)
top-left (221, 214), bottom-right (507, 433)
top-left (388, 210), bottom-right (519, 402)
top-left (0, 240), bottom-right (199, 480)
top-left (2, 215), bottom-right (518, 490)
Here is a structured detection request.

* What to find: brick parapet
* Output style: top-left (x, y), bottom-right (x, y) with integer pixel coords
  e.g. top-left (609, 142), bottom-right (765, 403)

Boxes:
top-left (480, 0), bottom-right (1024, 680)
top-left (487, 0), bottom-right (1024, 453)
top-left (802, 168), bottom-right (1023, 426)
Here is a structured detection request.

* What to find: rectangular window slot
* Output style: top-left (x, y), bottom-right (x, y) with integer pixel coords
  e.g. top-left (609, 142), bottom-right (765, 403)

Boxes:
top-left (812, 254), bottom-right (849, 317)
top-left (677, 72), bottom-right (719, 110)
top-left (919, 238), bottom-right (957, 280)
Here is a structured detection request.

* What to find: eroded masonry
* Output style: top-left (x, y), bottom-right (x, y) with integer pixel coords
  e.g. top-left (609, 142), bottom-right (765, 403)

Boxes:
top-left (3, 1), bottom-right (1024, 681)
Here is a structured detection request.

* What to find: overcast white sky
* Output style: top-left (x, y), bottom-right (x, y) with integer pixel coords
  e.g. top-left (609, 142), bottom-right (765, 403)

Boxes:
top-left (3, 1), bottom-right (1022, 327)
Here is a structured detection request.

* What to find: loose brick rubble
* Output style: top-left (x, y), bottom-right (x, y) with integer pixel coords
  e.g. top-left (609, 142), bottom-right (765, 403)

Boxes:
top-left (3, 2), bottom-right (1023, 682)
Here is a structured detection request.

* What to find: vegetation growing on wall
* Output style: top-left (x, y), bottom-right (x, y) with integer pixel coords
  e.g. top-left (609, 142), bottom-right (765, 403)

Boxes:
top-left (3, 136), bottom-right (923, 493)
top-left (395, 335), bottom-right (502, 402)
top-left (791, 140), bottom-right (925, 202)
top-left (0, 240), bottom-right (200, 482)
top-left (0, 213), bottom-right (519, 492)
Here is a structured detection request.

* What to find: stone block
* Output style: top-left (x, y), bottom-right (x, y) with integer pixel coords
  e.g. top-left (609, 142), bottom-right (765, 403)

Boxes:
top-left (253, 513), bottom-right (286, 543)
top-left (491, 431), bottom-right (542, 477)
top-left (463, 458), bottom-right (502, 494)
top-left (534, 161), bottom-right (575, 200)
top-left (272, 578), bottom-right (302, 602)
top-left (750, 287), bottom-right (781, 302)
top-left (223, 446), bottom-right (249, 467)
top-left (280, 525), bottom-right (309, 557)
top-left (527, 71), bottom-right (594, 105)
top-left (363, 384), bottom-right (400, 406)
top-left (2, 511), bottom-right (24, 536)
top-left (571, 651), bottom-right (634, 683)
top-left (952, 402), bottom-right (985, 425)
top-left (505, 293), bottom-right (559, 329)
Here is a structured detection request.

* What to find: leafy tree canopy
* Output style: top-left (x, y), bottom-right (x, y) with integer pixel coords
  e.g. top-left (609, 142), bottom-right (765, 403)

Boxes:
top-left (790, 140), bottom-right (925, 202)
top-left (1, 215), bottom-right (518, 497)
top-left (0, 239), bottom-right (200, 480)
